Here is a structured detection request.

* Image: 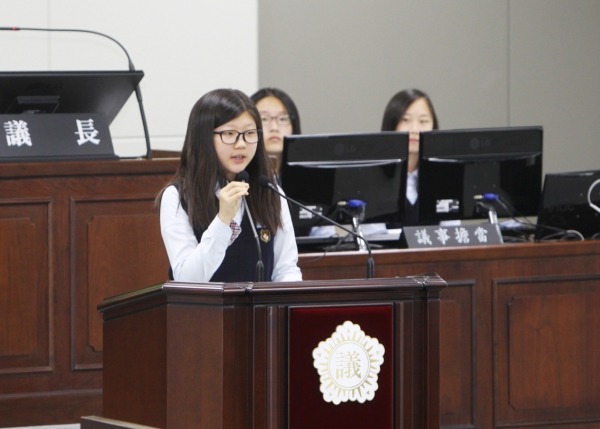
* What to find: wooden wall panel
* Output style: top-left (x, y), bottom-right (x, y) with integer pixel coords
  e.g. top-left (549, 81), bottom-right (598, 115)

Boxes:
top-left (103, 306), bottom-right (167, 428)
top-left (0, 159), bottom-right (178, 427)
top-left (440, 281), bottom-right (475, 428)
top-left (71, 195), bottom-right (169, 371)
top-left (252, 306), bottom-right (268, 429)
top-left (87, 212), bottom-right (165, 351)
top-left (267, 306), bottom-right (286, 429)
top-left (0, 201), bottom-right (51, 375)
top-left (395, 301), bottom-right (409, 429)
top-left (165, 305), bottom-right (226, 429)
top-left (426, 289), bottom-right (442, 429)
top-left (494, 275), bottom-right (600, 427)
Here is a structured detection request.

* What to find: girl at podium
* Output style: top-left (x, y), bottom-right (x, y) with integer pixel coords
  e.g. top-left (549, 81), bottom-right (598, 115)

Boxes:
top-left (381, 88), bottom-right (439, 226)
top-left (250, 88), bottom-right (302, 175)
top-left (158, 89), bottom-right (302, 283)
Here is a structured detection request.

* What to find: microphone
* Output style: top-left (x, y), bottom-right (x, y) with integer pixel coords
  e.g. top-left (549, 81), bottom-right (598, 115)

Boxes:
top-left (0, 26), bottom-right (152, 160)
top-left (235, 171), bottom-right (264, 282)
top-left (257, 175), bottom-right (375, 279)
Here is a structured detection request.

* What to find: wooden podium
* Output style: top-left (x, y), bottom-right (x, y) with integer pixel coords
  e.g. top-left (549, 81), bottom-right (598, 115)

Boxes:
top-left (99, 276), bottom-right (446, 429)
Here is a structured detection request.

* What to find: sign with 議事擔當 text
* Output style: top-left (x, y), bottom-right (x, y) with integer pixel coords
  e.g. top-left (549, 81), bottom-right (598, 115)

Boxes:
top-left (400, 222), bottom-right (503, 248)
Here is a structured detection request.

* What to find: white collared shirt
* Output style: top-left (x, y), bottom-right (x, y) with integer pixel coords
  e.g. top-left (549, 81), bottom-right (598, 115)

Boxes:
top-left (160, 185), bottom-right (302, 283)
top-left (407, 169), bottom-right (419, 205)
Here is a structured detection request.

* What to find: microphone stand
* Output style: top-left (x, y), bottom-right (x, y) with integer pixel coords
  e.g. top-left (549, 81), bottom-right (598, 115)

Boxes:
top-left (259, 177), bottom-right (374, 279)
top-left (475, 201), bottom-right (499, 224)
top-left (235, 172), bottom-right (264, 282)
top-left (1, 26), bottom-right (152, 160)
top-left (241, 197), bottom-right (264, 282)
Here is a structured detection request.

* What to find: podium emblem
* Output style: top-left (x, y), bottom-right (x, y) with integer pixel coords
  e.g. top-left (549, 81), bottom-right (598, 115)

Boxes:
top-left (312, 321), bottom-right (385, 405)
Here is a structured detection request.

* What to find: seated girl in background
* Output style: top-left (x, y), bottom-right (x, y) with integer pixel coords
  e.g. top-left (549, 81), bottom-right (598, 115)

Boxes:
top-left (250, 88), bottom-right (302, 175)
top-left (381, 88), bottom-right (439, 226)
top-left (158, 89), bottom-right (302, 283)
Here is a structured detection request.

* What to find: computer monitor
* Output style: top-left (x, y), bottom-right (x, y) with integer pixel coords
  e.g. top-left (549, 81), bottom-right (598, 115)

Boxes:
top-left (418, 127), bottom-right (543, 223)
top-left (280, 132), bottom-right (409, 229)
top-left (536, 169), bottom-right (600, 239)
top-left (0, 70), bottom-right (144, 124)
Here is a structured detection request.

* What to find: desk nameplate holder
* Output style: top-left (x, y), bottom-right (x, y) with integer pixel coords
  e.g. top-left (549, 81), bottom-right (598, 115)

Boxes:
top-left (400, 222), bottom-right (503, 248)
top-left (1, 113), bottom-right (117, 162)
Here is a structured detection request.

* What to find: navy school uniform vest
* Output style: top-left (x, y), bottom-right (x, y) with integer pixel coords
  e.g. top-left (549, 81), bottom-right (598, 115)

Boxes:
top-left (403, 198), bottom-right (419, 226)
top-left (386, 198), bottom-right (419, 229)
top-left (167, 192), bottom-right (275, 283)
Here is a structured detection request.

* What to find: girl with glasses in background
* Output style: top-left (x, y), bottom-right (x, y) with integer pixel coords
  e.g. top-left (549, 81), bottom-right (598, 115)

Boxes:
top-left (251, 88), bottom-right (302, 175)
top-left (158, 89), bottom-right (302, 283)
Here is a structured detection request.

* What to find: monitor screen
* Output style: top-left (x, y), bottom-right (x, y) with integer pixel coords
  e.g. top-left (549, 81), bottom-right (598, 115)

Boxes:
top-left (0, 70), bottom-right (144, 125)
top-left (418, 127), bottom-right (543, 223)
top-left (280, 132), bottom-right (409, 229)
top-left (536, 169), bottom-right (600, 239)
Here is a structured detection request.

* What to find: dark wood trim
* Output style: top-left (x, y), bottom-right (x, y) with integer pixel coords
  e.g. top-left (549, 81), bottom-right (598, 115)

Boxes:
top-left (0, 158), bottom-right (179, 179)
top-left (151, 150), bottom-right (180, 159)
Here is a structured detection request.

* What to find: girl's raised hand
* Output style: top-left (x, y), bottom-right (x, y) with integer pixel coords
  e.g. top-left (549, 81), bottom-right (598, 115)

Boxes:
top-left (218, 181), bottom-right (250, 225)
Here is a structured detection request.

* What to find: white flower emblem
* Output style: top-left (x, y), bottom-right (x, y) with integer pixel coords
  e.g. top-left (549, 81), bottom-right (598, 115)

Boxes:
top-left (312, 321), bottom-right (385, 405)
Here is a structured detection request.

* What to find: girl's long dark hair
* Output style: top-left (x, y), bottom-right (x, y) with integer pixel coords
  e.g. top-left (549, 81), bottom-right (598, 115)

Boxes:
top-left (250, 87), bottom-right (302, 134)
top-left (381, 88), bottom-right (439, 131)
top-left (159, 89), bottom-right (281, 232)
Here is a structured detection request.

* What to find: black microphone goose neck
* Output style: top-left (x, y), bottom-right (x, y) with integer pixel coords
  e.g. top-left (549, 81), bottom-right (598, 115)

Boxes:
top-left (236, 171), bottom-right (263, 282)
top-left (3, 26), bottom-right (135, 70)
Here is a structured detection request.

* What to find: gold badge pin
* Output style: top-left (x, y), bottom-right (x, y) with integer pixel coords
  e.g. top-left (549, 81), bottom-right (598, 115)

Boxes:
top-left (260, 229), bottom-right (271, 243)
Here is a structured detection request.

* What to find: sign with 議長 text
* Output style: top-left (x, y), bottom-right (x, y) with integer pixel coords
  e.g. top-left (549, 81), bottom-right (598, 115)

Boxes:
top-left (0, 113), bottom-right (116, 162)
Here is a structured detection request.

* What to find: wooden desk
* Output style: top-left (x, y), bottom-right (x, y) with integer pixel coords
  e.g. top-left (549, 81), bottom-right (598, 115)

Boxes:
top-left (299, 240), bottom-right (600, 429)
top-left (1, 157), bottom-right (598, 429)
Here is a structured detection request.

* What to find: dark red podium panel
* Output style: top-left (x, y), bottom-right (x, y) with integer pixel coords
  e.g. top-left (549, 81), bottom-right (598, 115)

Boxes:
top-left (289, 306), bottom-right (393, 429)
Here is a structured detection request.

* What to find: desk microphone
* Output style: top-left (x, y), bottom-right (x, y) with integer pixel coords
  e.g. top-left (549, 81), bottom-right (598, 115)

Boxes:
top-left (257, 175), bottom-right (374, 279)
top-left (235, 171), bottom-right (264, 282)
top-left (0, 26), bottom-right (152, 160)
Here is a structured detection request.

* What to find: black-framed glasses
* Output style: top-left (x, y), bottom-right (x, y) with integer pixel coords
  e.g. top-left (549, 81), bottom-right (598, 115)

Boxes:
top-left (261, 115), bottom-right (292, 126)
top-left (213, 129), bottom-right (262, 145)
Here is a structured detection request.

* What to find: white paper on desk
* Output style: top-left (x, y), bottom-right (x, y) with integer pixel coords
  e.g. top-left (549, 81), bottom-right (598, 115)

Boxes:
top-left (388, 228), bottom-right (402, 239)
top-left (439, 220), bottom-right (461, 227)
top-left (360, 223), bottom-right (388, 236)
top-left (309, 225), bottom-right (337, 237)
top-left (309, 223), bottom-right (388, 237)
top-left (501, 219), bottom-right (523, 228)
